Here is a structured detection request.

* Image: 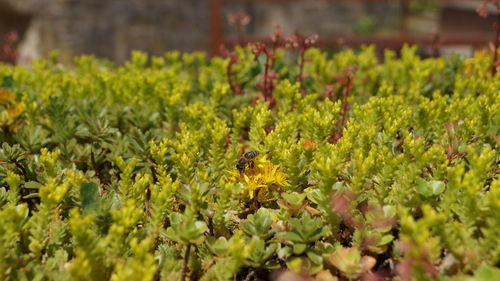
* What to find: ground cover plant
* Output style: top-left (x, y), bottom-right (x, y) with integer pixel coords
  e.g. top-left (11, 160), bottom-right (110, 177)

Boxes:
top-left (0, 39), bottom-right (499, 280)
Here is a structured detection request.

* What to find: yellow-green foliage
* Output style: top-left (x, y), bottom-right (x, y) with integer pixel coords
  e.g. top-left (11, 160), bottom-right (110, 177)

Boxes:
top-left (0, 46), bottom-right (499, 281)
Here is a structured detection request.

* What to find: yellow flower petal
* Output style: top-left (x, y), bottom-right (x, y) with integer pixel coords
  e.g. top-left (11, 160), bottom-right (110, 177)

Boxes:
top-left (227, 155), bottom-right (288, 201)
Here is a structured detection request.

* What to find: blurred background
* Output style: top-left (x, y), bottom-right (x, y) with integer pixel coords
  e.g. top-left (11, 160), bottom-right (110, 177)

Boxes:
top-left (0, 0), bottom-right (497, 64)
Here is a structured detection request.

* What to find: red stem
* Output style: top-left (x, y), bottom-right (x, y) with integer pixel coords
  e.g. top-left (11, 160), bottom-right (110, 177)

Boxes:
top-left (297, 50), bottom-right (305, 84)
top-left (263, 53), bottom-right (270, 98)
top-left (338, 77), bottom-right (351, 128)
top-left (270, 34), bottom-right (280, 70)
top-left (330, 69), bottom-right (354, 144)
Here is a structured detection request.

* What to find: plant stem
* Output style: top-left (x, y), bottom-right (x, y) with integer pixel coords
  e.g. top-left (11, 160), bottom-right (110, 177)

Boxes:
top-left (330, 68), bottom-right (355, 144)
top-left (90, 147), bottom-right (102, 182)
top-left (340, 79), bottom-right (351, 127)
top-left (227, 60), bottom-right (237, 94)
top-left (297, 49), bottom-right (307, 95)
top-left (263, 54), bottom-right (270, 99)
top-left (181, 244), bottom-right (191, 281)
top-left (14, 161), bottom-right (29, 182)
top-left (297, 50), bottom-right (305, 84)
top-left (243, 269), bottom-right (256, 281)
top-left (492, 5), bottom-right (500, 75)
top-left (149, 164), bottom-right (158, 183)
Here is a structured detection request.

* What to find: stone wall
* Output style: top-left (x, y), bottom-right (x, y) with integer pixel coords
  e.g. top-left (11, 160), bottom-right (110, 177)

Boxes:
top-left (223, 1), bottom-right (401, 38)
top-left (1, 0), bottom-right (405, 63)
top-left (2, 0), bottom-right (211, 63)
top-left (0, 0), bottom-right (491, 64)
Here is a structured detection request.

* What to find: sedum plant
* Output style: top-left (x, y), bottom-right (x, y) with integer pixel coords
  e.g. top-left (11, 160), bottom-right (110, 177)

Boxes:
top-left (0, 41), bottom-right (499, 281)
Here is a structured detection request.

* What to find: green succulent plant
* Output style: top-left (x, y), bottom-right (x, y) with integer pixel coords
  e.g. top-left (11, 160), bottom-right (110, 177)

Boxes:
top-left (162, 212), bottom-right (208, 245)
top-left (0, 43), bottom-right (498, 281)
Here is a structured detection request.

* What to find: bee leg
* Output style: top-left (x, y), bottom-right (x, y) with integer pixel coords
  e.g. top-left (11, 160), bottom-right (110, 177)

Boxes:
top-left (248, 160), bottom-right (254, 169)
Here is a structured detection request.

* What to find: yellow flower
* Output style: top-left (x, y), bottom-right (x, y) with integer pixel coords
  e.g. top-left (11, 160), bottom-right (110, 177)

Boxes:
top-left (228, 155), bottom-right (289, 202)
top-left (0, 89), bottom-right (15, 104)
top-left (1, 101), bottom-right (25, 131)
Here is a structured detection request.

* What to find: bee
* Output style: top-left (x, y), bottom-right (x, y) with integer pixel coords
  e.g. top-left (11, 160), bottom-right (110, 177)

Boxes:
top-left (236, 150), bottom-right (260, 172)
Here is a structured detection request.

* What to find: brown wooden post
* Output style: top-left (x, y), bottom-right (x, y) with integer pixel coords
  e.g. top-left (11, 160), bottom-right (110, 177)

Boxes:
top-left (400, 0), bottom-right (409, 46)
top-left (210, 0), bottom-right (223, 56)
